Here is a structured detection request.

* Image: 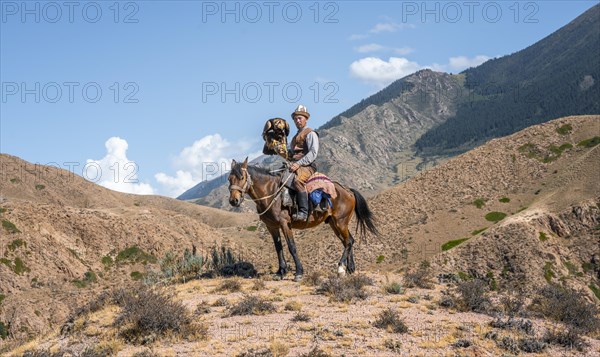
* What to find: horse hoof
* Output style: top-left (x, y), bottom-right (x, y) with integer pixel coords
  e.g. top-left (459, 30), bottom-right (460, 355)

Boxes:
top-left (293, 275), bottom-right (303, 282)
top-left (272, 274), bottom-right (283, 281)
top-left (337, 266), bottom-right (347, 276)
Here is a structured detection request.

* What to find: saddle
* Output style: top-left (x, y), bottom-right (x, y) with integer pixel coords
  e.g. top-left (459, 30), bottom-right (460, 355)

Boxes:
top-left (281, 172), bottom-right (335, 214)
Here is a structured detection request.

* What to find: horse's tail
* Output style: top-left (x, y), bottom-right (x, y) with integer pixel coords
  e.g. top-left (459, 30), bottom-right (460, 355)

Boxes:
top-left (350, 188), bottom-right (379, 242)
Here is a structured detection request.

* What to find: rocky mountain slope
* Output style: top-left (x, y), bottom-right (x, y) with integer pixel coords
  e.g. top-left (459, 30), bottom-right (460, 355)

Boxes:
top-left (283, 115), bottom-right (599, 295)
top-left (0, 154), bottom-right (259, 340)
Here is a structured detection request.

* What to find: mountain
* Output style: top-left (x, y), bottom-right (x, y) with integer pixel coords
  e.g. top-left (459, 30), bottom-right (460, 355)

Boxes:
top-left (290, 115), bottom-right (599, 294)
top-left (415, 3), bottom-right (600, 154)
top-left (0, 154), bottom-right (260, 339)
top-left (181, 5), bottom-right (599, 208)
top-left (2, 115), bottom-right (598, 353)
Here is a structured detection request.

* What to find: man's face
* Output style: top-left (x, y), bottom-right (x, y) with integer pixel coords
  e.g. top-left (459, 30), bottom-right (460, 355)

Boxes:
top-left (293, 115), bottom-right (308, 130)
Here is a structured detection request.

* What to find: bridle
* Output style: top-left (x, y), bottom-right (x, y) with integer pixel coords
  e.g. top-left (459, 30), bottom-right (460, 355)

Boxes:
top-left (228, 165), bottom-right (294, 215)
top-left (228, 167), bottom-right (253, 204)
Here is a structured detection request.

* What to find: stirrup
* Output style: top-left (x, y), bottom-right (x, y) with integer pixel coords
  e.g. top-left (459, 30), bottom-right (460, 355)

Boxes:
top-left (292, 212), bottom-right (308, 222)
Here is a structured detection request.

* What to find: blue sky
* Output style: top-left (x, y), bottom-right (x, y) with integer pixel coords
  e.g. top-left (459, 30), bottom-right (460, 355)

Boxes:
top-left (1, 0), bottom-right (597, 197)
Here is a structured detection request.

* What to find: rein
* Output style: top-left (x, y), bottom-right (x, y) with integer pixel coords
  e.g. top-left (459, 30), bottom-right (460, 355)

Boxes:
top-left (228, 167), bottom-right (294, 216)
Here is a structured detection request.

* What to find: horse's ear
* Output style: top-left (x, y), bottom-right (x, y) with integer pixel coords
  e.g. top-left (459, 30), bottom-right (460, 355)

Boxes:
top-left (242, 157), bottom-right (248, 168)
top-left (231, 159), bottom-right (237, 168)
top-left (284, 120), bottom-right (290, 136)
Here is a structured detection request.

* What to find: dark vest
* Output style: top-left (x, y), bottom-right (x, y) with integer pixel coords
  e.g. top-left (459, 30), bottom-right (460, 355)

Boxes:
top-left (291, 127), bottom-right (314, 161)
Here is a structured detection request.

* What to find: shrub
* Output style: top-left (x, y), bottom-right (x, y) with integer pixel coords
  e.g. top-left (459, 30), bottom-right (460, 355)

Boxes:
top-left (531, 285), bottom-right (600, 333)
top-left (455, 279), bottom-right (491, 313)
top-left (8, 239), bottom-right (26, 251)
top-left (373, 308), bottom-right (408, 333)
top-left (471, 227), bottom-right (487, 235)
top-left (438, 296), bottom-right (455, 308)
top-left (116, 246), bottom-right (156, 265)
top-left (113, 286), bottom-right (206, 343)
top-left (539, 232), bottom-right (549, 241)
top-left (299, 346), bottom-right (331, 357)
top-left (35, 184), bottom-right (45, 190)
top-left (212, 297), bottom-right (229, 307)
top-left (195, 301), bottom-right (211, 315)
top-left (577, 136), bottom-right (600, 148)
top-left (485, 212), bottom-right (507, 223)
top-left (291, 311), bottom-right (310, 322)
top-left (473, 198), bottom-right (486, 209)
top-left (302, 270), bottom-right (325, 286)
top-left (130, 271), bottom-right (143, 281)
top-left (0, 321), bottom-right (8, 339)
top-left (497, 336), bottom-right (519, 354)
top-left (403, 261), bottom-right (434, 289)
top-left (2, 220), bottom-right (20, 234)
top-left (246, 225), bottom-right (257, 231)
top-left (518, 338), bottom-right (547, 353)
top-left (228, 295), bottom-right (276, 316)
top-left (316, 274), bottom-right (372, 302)
top-left (452, 339), bottom-right (472, 348)
top-left (489, 317), bottom-right (533, 334)
top-left (543, 328), bottom-right (588, 351)
top-left (500, 293), bottom-right (525, 317)
top-left (284, 300), bottom-right (302, 311)
top-left (13, 257), bottom-right (30, 274)
top-left (215, 278), bottom-right (242, 293)
top-left (589, 284), bottom-right (600, 300)
top-left (236, 348), bottom-right (274, 357)
top-left (441, 238), bottom-right (469, 251)
top-left (499, 197), bottom-right (510, 203)
top-left (556, 124), bottom-right (572, 135)
top-left (101, 255), bottom-right (113, 268)
top-left (0, 294), bottom-right (5, 306)
top-left (72, 270), bottom-right (97, 288)
top-left (383, 281), bottom-right (404, 295)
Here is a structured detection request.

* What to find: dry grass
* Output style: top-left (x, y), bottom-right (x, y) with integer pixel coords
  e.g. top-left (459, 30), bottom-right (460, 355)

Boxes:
top-left (316, 274), bottom-right (373, 302)
top-left (284, 300), bottom-right (303, 311)
top-left (228, 295), bottom-right (277, 316)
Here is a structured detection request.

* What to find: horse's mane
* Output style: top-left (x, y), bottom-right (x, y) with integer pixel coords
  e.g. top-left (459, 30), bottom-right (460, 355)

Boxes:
top-left (231, 163), bottom-right (283, 180)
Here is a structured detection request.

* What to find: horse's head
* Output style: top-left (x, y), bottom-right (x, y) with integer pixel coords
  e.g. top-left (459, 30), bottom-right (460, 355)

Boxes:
top-left (228, 157), bottom-right (251, 207)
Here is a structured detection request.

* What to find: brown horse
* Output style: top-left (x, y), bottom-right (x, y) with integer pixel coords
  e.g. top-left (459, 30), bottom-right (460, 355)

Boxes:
top-left (228, 157), bottom-right (378, 281)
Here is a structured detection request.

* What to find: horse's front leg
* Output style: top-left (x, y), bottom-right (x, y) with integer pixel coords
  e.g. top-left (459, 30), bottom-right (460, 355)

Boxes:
top-left (281, 224), bottom-right (304, 282)
top-left (267, 226), bottom-right (287, 279)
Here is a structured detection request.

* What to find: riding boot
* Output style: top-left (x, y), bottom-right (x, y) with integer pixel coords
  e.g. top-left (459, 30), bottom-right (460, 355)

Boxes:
top-left (292, 191), bottom-right (309, 221)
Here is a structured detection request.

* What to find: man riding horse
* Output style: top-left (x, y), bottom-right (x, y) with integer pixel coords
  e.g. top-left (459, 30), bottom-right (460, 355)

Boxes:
top-left (287, 104), bottom-right (319, 222)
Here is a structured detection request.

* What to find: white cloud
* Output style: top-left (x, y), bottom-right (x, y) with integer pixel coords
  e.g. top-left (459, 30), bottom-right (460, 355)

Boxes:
top-left (393, 47), bottom-right (415, 56)
top-left (448, 55), bottom-right (490, 71)
top-left (348, 34), bottom-right (369, 41)
top-left (369, 22), bottom-right (414, 33)
top-left (354, 43), bottom-right (385, 53)
top-left (86, 137), bottom-right (155, 195)
top-left (350, 54), bottom-right (490, 87)
top-left (350, 57), bottom-right (422, 88)
top-left (154, 134), bottom-right (262, 198)
top-left (354, 43), bottom-right (415, 55)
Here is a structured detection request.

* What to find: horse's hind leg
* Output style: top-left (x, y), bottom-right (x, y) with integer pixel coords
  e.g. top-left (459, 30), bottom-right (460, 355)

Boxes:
top-left (329, 219), bottom-right (354, 275)
top-left (347, 233), bottom-right (356, 274)
top-left (268, 226), bottom-right (287, 279)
